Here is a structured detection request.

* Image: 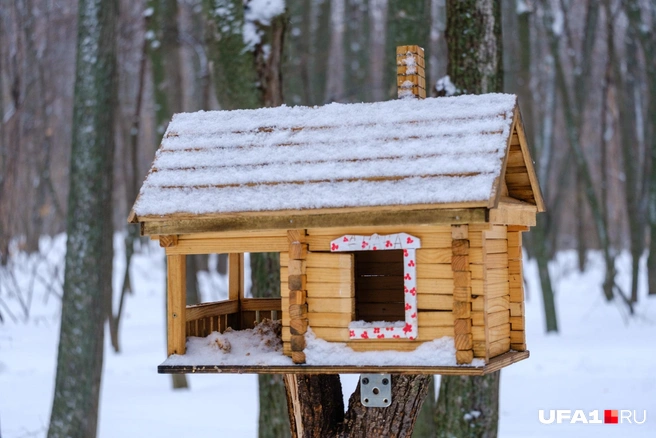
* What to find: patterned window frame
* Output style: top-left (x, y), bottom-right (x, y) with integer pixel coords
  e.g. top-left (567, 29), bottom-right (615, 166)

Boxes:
top-left (329, 233), bottom-right (421, 340)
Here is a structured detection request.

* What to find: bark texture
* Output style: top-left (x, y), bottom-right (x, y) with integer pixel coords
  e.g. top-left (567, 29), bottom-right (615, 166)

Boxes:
top-left (435, 374), bottom-right (500, 438)
top-left (251, 252), bottom-right (290, 438)
top-left (284, 374), bottom-right (431, 438)
top-left (47, 0), bottom-right (117, 436)
top-left (436, 2), bottom-right (503, 436)
top-left (445, 0), bottom-right (502, 95)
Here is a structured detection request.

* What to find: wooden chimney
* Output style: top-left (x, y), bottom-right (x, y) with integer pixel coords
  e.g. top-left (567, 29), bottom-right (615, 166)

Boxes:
top-left (397, 45), bottom-right (426, 99)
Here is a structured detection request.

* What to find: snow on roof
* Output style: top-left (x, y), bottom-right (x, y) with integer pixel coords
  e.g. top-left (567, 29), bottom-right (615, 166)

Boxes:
top-left (132, 93), bottom-right (517, 218)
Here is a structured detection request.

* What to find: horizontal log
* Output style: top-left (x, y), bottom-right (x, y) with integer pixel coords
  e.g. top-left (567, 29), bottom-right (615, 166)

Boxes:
top-left (307, 312), bottom-right (353, 327)
top-left (306, 252), bottom-right (354, 268)
top-left (510, 330), bottom-right (525, 344)
top-left (417, 294), bottom-right (453, 310)
top-left (416, 263), bottom-right (454, 279)
top-left (486, 240), bottom-right (508, 254)
top-left (142, 206), bottom-right (488, 236)
top-left (473, 309), bottom-right (508, 327)
top-left (416, 248), bottom-right (452, 264)
top-left (489, 338), bottom-right (510, 358)
top-left (452, 301), bottom-right (471, 319)
top-left (473, 296), bottom-right (509, 312)
top-left (417, 311), bottom-right (454, 326)
top-left (307, 298), bottom-right (354, 313)
top-left (186, 300), bottom-right (238, 322)
top-left (241, 298), bottom-right (282, 312)
top-left (509, 316), bottom-right (524, 330)
top-left (167, 236), bottom-right (288, 255)
top-left (483, 225), bottom-right (507, 239)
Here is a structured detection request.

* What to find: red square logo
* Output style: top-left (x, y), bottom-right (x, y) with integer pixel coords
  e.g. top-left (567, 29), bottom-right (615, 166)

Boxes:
top-left (604, 410), bottom-right (618, 424)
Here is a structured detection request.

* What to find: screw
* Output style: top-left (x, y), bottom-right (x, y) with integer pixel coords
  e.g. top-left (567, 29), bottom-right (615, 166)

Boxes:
top-left (362, 378), bottom-right (369, 385)
top-left (384, 399), bottom-right (389, 404)
top-left (364, 398), bottom-right (369, 404)
top-left (382, 378), bottom-right (389, 385)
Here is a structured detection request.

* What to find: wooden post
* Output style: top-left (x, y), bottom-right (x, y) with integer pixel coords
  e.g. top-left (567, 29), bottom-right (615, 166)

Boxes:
top-left (167, 254), bottom-right (186, 355)
top-left (288, 230), bottom-right (308, 364)
top-left (452, 225), bottom-right (474, 364)
top-left (507, 226), bottom-right (526, 351)
top-left (397, 45), bottom-right (426, 99)
top-left (228, 253), bottom-right (243, 330)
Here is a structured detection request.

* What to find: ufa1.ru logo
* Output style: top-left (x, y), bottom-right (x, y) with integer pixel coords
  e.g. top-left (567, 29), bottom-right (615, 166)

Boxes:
top-left (538, 410), bottom-right (647, 424)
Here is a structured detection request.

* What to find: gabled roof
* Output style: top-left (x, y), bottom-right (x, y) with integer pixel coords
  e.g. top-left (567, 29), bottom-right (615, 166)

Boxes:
top-left (129, 93), bottom-right (544, 234)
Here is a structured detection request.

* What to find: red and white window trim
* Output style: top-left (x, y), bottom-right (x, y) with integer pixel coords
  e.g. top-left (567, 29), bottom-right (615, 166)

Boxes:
top-left (329, 232), bottom-right (421, 340)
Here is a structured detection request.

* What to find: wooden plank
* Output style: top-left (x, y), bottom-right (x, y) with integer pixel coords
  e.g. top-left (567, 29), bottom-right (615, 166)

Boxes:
top-left (454, 286), bottom-right (471, 302)
top-left (416, 263), bottom-right (454, 279)
top-left (472, 280), bottom-right (507, 297)
top-left (486, 240), bottom-right (508, 254)
top-left (510, 302), bottom-right (523, 317)
top-left (473, 296), bottom-right (509, 312)
top-left (452, 301), bottom-right (471, 319)
top-left (159, 235), bottom-right (178, 247)
top-left (186, 300), bottom-right (238, 322)
top-left (167, 236), bottom-right (288, 255)
top-left (157, 351), bottom-right (530, 375)
top-left (489, 203), bottom-right (537, 226)
top-left (306, 252), bottom-right (354, 268)
top-left (474, 309), bottom-right (508, 327)
top-left (288, 259), bottom-right (306, 276)
top-left (417, 278), bottom-right (454, 294)
top-left (510, 330), bottom-right (525, 344)
top-left (509, 316), bottom-right (524, 330)
top-left (418, 326), bottom-right (454, 340)
top-left (306, 225), bottom-right (451, 236)
top-left (507, 231), bottom-right (522, 248)
top-left (417, 311), bottom-right (454, 326)
top-left (511, 342), bottom-right (527, 352)
top-left (455, 333), bottom-right (473, 350)
top-left (487, 281), bottom-right (510, 299)
top-left (456, 350), bottom-right (474, 364)
top-left (347, 341), bottom-right (420, 352)
top-left (288, 275), bottom-right (307, 291)
top-left (306, 267), bottom-right (354, 283)
top-left (143, 207), bottom-right (488, 236)
top-left (483, 225), bottom-right (507, 239)
top-left (508, 246), bottom-right (522, 259)
top-left (451, 224), bottom-right (469, 240)
top-left (298, 281), bottom-right (354, 298)
top-left (509, 287), bottom-right (524, 303)
top-left (307, 312), bottom-right (353, 327)
top-left (287, 229), bottom-right (307, 244)
top-left (489, 337), bottom-right (511, 358)
top-left (486, 253), bottom-right (508, 269)
top-left (416, 248), bottom-right (452, 264)
top-left (453, 271), bottom-right (471, 288)
top-left (486, 268), bottom-right (509, 284)
top-left (506, 172), bottom-right (531, 187)
top-left (167, 255), bottom-right (186, 356)
top-left (417, 294), bottom-right (453, 310)
top-left (451, 255), bottom-right (469, 272)
top-left (228, 253), bottom-right (243, 301)
top-left (515, 113), bottom-right (546, 212)
top-left (289, 242), bottom-right (307, 260)
top-left (307, 298), bottom-right (353, 313)
top-left (312, 327), bottom-right (350, 341)
top-left (454, 318), bottom-right (472, 334)
top-left (241, 298), bottom-right (282, 311)
top-left (469, 247), bottom-right (483, 264)
top-left (471, 264), bottom-right (484, 280)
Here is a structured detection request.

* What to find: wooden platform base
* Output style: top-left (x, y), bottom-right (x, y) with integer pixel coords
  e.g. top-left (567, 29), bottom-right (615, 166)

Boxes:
top-left (158, 350), bottom-right (529, 375)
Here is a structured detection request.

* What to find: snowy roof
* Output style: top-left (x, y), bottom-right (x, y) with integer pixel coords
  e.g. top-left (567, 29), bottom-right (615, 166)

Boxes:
top-left (130, 93), bottom-right (539, 226)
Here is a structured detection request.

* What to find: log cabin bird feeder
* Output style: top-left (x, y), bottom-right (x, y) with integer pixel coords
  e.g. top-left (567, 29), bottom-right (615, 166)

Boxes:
top-left (129, 46), bottom-right (544, 375)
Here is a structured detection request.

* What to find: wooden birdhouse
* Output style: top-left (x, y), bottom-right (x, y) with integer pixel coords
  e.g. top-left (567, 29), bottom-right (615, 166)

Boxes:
top-left (129, 46), bottom-right (544, 375)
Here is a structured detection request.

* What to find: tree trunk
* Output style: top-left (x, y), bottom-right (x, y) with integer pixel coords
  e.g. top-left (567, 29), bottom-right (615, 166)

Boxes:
top-left (251, 253), bottom-right (290, 438)
top-left (47, 0), bottom-right (117, 436)
top-left (204, 2), bottom-right (288, 434)
top-left (284, 374), bottom-right (432, 438)
top-left (516, 1), bottom-right (558, 333)
top-left (325, 0), bottom-right (345, 102)
top-left (435, 374), bottom-right (499, 437)
top-left (435, 2), bottom-right (503, 436)
top-left (413, 376), bottom-right (436, 437)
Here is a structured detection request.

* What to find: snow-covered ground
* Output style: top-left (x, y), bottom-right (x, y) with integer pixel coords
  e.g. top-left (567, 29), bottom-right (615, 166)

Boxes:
top-left (0, 234), bottom-right (655, 437)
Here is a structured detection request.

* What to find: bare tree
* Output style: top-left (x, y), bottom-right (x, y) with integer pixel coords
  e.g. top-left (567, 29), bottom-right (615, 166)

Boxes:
top-left (47, 0), bottom-right (117, 436)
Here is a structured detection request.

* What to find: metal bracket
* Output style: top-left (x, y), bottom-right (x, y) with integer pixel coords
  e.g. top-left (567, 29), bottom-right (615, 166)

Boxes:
top-left (360, 374), bottom-right (391, 407)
